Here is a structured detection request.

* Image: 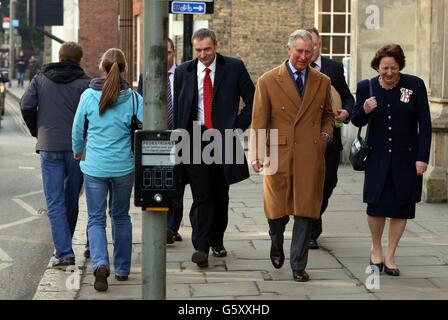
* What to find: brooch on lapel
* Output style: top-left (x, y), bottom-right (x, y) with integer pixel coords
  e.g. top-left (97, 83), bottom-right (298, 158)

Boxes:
top-left (400, 88), bottom-right (413, 103)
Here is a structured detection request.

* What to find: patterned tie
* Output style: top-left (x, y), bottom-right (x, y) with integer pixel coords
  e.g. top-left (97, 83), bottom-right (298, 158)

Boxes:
top-left (167, 72), bottom-right (174, 130)
top-left (311, 62), bottom-right (320, 71)
top-left (203, 67), bottom-right (213, 129)
top-left (295, 71), bottom-right (304, 99)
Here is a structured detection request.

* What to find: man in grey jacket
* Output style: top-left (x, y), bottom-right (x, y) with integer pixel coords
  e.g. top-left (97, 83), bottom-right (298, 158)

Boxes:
top-left (21, 42), bottom-right (91, 269)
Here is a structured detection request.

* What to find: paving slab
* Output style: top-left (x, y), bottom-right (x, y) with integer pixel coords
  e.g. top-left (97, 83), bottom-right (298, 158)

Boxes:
top-left (190, 282), bottom-right (259, 298)
top-left (257, 279), bottom-right (367, 296)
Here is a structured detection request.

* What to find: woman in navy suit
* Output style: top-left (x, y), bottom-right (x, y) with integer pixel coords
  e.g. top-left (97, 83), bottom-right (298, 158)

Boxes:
top-left (351, 44), bottom-right (432, 276)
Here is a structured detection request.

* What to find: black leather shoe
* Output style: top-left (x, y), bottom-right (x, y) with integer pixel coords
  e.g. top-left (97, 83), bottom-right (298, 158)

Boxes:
top-left (384, 264), bottom-right (400, 276)
top-left (173, 232), bottom-right (182, 242)
top-left (292, 269), bottom-right (310, 282)
top-left (211, 246), bottom-right (227, 257)
top-left (166, 228), bottom-right (175, 244)
top-left (270, 241), bottom-right (284, 269)
top-left (369, 257), bottom-right (384, 273)
top-left (192, 251), bottom-right (208, 268)
top-left (115, 275), bottom-right (129, 281)
top-left (308, 239), bottom-right (319, 250)
top-left (52, 257), bottom-right (75, 270)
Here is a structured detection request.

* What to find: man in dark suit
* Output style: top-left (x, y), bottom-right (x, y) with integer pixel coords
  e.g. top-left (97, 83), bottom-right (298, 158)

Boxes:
top-left (307, 28), bottom-right (355, 249)
top-left (173, 28), bottom-right (254, 267)
top-left (137, 39), bottom-right (184, 245)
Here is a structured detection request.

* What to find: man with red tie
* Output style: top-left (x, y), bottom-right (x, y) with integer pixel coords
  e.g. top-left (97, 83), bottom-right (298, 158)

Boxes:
top-left (173, 28), bottom-right (254, 268)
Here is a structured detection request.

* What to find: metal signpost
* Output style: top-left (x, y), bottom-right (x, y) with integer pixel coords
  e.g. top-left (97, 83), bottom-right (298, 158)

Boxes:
top-left (139, 0), bottom-right (214, 300)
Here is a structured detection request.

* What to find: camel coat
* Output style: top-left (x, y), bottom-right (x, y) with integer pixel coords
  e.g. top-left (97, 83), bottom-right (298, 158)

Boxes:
top-left (249, 61), bottom-right (334, 220)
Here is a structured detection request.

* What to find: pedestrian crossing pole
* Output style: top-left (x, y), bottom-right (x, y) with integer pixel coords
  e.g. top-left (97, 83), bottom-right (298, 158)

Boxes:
top-left (142, 0), bottom-right (168, 300)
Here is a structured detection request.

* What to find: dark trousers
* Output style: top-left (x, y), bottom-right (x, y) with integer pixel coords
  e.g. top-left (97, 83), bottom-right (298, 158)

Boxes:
top-left (167, 183), bottom-right (185, 232)
top-left (269, 215), bottom-right (313, 270)
top-left (184, 163), bottom-right (229, 253)
top-left (311, 150), bottom-right (341, 240)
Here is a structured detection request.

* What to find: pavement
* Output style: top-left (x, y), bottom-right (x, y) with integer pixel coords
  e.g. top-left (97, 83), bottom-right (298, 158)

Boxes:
top-left (7, 83), bottom-right (448, 300)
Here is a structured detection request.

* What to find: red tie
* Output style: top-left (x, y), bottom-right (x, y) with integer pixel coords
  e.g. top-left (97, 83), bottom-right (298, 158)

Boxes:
top-left (203, 67), bottom-right (213, 129)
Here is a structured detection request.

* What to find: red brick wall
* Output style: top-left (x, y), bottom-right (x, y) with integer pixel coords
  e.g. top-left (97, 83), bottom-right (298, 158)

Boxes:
top-left (79, 0), bottom-right (120, 78)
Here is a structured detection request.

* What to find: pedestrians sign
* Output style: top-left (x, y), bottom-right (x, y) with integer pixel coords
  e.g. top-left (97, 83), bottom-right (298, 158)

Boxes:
top-left (171, 1), bottom-right (206, 14)
top-left (169, 0), bottom-right (214, 14)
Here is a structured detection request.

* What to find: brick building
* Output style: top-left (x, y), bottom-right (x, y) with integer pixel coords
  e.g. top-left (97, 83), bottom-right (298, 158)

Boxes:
top-left (78, 0), bottom-right (119, 77)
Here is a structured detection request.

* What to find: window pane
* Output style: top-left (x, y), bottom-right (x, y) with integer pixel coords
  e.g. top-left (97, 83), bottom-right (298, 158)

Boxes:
top-left (334, 15), bottom-right (346, 33)
top-left (334, 0), bottom-right (346, 12)
top-left (333, 36), bottom-right (345, 54)
top-left (347, 36), bottom-right (350, 53)
top-left (332, 56), bottom-right (343, 63)
top-left (348, 16), bottom-right (351, 33)
top-left (322, 36), bottom-right (331, 54)
top-left (321, 14), bottom-right (331, 33)
top-left (320, 0), bottom-right (331, 12)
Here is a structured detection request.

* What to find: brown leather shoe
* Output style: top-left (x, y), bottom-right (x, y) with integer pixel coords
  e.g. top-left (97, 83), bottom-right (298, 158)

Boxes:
top-left (292, 269), bottom-right (310, 282)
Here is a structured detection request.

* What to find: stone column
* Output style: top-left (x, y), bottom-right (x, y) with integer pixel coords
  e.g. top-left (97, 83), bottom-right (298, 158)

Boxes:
top-left (423, 0), bottom-right (448, 202)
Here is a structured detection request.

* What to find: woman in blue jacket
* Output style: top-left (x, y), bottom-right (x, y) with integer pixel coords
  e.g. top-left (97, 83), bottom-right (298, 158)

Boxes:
top-left (351, 44), bottom-right (432, 276)
top-left (72, 48), bottom-right (143, 291)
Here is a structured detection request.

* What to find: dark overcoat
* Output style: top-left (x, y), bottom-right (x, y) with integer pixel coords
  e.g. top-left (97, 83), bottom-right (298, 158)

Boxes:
top-left (173, 53), bottom-right (254, 185)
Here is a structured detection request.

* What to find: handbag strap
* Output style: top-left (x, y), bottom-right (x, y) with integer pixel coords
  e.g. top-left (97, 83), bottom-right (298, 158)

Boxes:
top-left (357, 79), bottom-right (373, 142)
top-left (131, 91), bottom-right (138, 116)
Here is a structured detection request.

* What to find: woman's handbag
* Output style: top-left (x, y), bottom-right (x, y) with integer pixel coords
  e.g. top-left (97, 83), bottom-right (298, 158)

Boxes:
top-left (349, 80), bottom-right (373, 171)
top-left (130, 91), bottom-right (143, 153)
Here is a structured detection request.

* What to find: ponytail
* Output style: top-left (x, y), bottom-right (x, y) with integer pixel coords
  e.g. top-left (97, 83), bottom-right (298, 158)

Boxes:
top-left (99, 62), bottom-right (121, 115)
top-left (98, 48), bottom-right (128, 116)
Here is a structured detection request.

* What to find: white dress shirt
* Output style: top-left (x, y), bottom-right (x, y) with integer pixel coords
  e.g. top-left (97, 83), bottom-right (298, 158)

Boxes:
top-left (288, 60), bottom-right (307, 88)
top-left (313, 56), bottom-right (322, 71)
top-left (197, 56), bottom-right (217, 126)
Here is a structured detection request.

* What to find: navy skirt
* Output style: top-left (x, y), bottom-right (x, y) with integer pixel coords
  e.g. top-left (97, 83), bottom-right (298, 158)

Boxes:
top-left (366, 168), bottom-right (416, 219)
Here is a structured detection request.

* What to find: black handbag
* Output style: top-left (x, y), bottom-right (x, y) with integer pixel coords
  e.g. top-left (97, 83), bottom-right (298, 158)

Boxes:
top-left (130, 91), bottom-right (143, 152)
top-left (349, 80), bottom-right (373, 171)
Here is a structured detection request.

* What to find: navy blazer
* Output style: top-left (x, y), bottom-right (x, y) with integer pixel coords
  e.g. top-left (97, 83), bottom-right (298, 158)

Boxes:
top-left (351, 74), bottom-right (432, 204)
top-left (173, 53), bottom-right (255, 185)
top-left (320, 57), bottom-right (355, 153)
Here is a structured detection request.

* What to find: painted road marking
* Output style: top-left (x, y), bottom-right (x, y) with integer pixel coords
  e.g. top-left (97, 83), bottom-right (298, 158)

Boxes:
top-left (0, 248), bottom-right (13, 272)
top-left (12, 198), bottom-right (39, 216)
top-left (0, 216), bottom-right (40, 231)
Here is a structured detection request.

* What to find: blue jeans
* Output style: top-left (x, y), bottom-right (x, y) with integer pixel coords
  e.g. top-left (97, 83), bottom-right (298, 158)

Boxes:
top-left (17, 72), bottom-right (25, 88)
top-left (40, 151), bottom-right (83, 261)
top-left (84, 173), bottom-right (134, 276)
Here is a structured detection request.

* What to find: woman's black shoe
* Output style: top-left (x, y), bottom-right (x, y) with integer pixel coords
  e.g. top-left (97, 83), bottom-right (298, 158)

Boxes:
top-left (384, 264), bottom-right (400, 276)
top-left (369, 257), bottom-right (384, 273)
